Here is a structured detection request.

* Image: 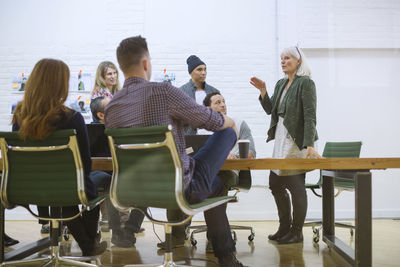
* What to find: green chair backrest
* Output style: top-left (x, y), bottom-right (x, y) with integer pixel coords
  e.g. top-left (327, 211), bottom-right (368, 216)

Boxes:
top-left (105, 126), bottom-right (183, 211)
top-left (0, 129), bottom-right (88, 208)
top-left (321, 141), bottom-right (362, 189)
top-left (322, 142), bottom-right (362, 158)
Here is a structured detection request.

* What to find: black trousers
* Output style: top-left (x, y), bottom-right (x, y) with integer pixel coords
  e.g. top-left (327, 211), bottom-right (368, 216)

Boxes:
top-left (45, 205), bottom-right (99, 254)
top-left (269, 171), bottom-right (307, 232)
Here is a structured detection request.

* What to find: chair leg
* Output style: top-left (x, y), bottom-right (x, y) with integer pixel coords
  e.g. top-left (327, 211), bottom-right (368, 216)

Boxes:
top-left (304, 220), bottom-right (354, 243)
top-left (303, 220), bottom-right (322, 227)
top-left (0, 220), bottom-right (99, 267)
top-left (189, 223), bottom-right (255, 245)
top-left (0, 257), bottom-right (52, 266)
top-left (124, 224), bottom-right (198, 267)
top-left (334, 222), bottom-right (355, 229)
top-left (188, 225), bottom-right (207, 246)
top-left (229, 224), bottom-right (255, 241)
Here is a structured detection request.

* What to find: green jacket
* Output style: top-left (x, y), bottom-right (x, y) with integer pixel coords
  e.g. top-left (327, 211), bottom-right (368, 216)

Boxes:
top-left (259, 75), bottom-right (318, 149)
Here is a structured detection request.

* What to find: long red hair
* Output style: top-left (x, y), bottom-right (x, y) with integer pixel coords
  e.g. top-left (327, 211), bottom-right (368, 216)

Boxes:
top-left (12, 58), bottom-right (70, 140)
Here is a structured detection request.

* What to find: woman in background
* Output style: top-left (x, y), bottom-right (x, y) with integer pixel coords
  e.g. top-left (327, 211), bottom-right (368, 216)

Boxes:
top-left (91, 61), bottom-right (121, 99)
top-left (250, 46), bottom-right (321, 244)
top-left (12, 58), bottom-right (108, 256)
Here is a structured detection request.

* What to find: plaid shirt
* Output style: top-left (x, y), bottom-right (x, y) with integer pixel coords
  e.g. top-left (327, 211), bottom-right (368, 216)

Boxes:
top-left (104, 77), bottom-right (225, 188)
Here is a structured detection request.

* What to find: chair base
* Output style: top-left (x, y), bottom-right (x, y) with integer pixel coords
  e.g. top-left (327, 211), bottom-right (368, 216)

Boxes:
top-left (1, 245), bottom-right (99, 267)
top-left (188, 224), bottom-right (255, 246)
top-left (304, 220), bottom-right (355, 243)
top-left (124, 251), bottom-right (198, 267)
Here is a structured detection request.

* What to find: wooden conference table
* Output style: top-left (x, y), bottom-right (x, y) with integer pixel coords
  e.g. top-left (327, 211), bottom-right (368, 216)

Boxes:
top-left (2, 157), bottom-right (400, 267)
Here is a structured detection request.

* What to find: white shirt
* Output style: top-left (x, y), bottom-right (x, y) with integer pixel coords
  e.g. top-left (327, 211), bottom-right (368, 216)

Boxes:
top-left (195, 90), bottom-right (207, 105)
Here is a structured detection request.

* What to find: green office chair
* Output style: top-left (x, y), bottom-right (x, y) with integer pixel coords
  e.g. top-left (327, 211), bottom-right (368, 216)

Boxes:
top-left (0, 129), bottom-right (106, 267)
top-left (188, 169), bottom-right (255, 249)
top-left (304, 141), bottom-right (362, 243)
top-left (105, 125), bottom-right (235, 267)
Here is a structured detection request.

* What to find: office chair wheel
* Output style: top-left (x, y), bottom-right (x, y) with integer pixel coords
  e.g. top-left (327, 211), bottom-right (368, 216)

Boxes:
top-left (185, 227), bottom-right (190, 240)
top-left (312, 228), bottom-right (320, 243)
top-left (190, 237), bottom-right (197, 246)
top-left (248, 233), bottom-right (255, 241)
top-left (232, 230), bottom-right (237, 243)
top-left (62, 226), bottom-right (70, 241)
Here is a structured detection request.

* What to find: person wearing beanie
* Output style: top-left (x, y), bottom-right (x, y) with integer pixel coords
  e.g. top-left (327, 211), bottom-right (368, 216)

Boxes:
top-left (180, 55), bottom-right (220, 135)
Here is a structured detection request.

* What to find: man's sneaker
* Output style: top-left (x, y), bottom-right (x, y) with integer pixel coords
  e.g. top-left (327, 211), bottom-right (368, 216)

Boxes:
top-left (40, 224), bottom-right (50, 234)
top-left (111, 229), bottom-right (136, 248)
top-left (218, 253), bottom-right (246, 267)
top-left (157, 236), bottom-right (185, 250)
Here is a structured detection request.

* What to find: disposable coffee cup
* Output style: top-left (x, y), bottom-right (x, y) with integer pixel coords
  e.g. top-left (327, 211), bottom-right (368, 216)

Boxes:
top-left (238, 139), bottom-right (250, 159)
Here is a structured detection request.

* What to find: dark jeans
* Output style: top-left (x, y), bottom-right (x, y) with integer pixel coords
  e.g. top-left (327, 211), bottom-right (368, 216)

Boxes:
top-left (269, 171), bottom-right (307, 232)
top-left (181, 128), bottom-right (237, 258)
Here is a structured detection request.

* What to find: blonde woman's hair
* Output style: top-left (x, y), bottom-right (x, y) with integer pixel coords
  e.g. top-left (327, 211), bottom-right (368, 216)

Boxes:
top-left (12, 58), bottom-right (70, 140)
top-left (92, 61), bottom-right (121, 95)
top-left (281, 46), bottom-right (312, 78)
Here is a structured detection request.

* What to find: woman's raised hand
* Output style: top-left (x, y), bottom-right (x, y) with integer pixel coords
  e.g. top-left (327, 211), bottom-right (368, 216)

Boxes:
top-left (250, 77), bottom-right (267, 98)
top-left (306, 146), bottom-right (322, 159)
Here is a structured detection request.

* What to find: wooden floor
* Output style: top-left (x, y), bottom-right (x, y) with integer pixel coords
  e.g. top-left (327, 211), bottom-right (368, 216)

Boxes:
top-left (4, 219), bottom-right (400, 266)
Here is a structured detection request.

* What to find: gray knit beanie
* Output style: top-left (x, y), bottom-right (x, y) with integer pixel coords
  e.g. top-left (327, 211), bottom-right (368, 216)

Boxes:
top-left (187, 55), bottom-right (205, 74)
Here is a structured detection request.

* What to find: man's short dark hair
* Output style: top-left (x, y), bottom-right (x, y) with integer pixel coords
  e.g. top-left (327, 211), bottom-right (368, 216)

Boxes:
top-left (203, 92), bottom-right (221, 107)
top-left (116, 36), bottom-right (149, 73)
top-left (90, 96), bottom-right (105, 121)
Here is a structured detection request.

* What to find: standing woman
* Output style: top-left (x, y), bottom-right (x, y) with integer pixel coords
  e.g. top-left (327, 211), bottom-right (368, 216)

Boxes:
top-left (91, 61), bottom-right (121, 99)
top-left (12, 58), bottom-right (108, 256)
top-left (250, 46), bottom-right (321, 244)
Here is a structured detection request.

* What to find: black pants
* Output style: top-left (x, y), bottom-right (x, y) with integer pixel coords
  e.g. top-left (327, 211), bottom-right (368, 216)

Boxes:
top-left (64, 206), bottom-right (100, 253)
top-left (269, 171), bottom-right (307, 232)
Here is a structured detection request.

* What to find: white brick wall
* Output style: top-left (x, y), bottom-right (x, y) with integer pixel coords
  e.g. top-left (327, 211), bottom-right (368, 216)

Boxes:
top-left (1, 0), bottom-right (400, 220)
top-left (278, 0), bottom-right (400, 48)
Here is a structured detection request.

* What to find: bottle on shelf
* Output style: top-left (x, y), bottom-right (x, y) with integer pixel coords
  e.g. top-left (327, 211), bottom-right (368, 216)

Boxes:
top-left (78, 70), bottom-right (85, 91)
top-left (19, 73), bottom-right (27, 91)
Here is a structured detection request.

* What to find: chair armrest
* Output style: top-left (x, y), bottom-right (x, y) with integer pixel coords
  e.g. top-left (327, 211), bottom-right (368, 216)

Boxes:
top-left (182, 195), bottom-right (235, 216)
top-left (87, 194), bottom-right (108, 210)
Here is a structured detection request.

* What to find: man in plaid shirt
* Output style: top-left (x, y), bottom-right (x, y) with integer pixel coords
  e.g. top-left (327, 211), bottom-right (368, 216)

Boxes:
top-left (105, 36), bottom-right (246, 267)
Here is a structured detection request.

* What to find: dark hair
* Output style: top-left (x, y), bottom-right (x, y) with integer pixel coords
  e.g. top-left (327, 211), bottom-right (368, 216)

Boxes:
top-left (12, 58), bottom-right (70, 140)
top-left (90, 96), bottom-right (105, 121)
top-left (203, 92), bottom-right (221, 107)
top-left (116, 36), bottom-right (148, 73)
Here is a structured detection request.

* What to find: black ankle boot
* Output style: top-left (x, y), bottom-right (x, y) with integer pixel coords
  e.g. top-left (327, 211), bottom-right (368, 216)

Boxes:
top-left (219, 253), bottom-right (247, 267)
top-left (277, 230), bottom-right (303, 244)
top-left (268, 226), bottom-right (290, 241)
top-left (82, 240), bottom-right (108, 256)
